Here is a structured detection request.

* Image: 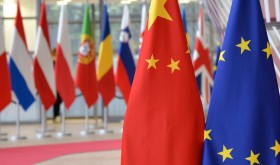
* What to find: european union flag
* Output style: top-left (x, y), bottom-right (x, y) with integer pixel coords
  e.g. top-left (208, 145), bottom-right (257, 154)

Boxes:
top-left (202, 0), bottom-right (280, 165)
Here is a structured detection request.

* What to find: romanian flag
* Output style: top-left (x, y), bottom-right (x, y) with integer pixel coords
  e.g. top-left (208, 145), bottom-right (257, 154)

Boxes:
top-left (55, 5), bottom-right (76, 109)
top-left (76, 4), bottom-right (98, 108)
top-left (97, 4), bottom-right (115, 106)
top-left (34, 2), bottom-right (56, 110)
top-left (9, 2), bottom-right (36, 110)
top-left (0, 19), bottom-right (11, 111)
top-left (115, 5), bottom-right (136, 104)
top-left (203, 0), bottom-right (280, 164)
top-left (121, 0), bottom-right (205, 164)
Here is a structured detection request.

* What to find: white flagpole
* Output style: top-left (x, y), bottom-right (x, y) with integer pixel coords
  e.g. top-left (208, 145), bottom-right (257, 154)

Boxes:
top-left (56, 103), bottom-right (71, 137)
top-left (80, 105), bottom-right (94, 136)
top-left (36, 105), bottom-right (51, 138)
top-left (0, 112), bottom-right (7, 141)
top-left (96, 106), bottom-right (113, 134)
top-left (11, 103), bottom-right (26, 141)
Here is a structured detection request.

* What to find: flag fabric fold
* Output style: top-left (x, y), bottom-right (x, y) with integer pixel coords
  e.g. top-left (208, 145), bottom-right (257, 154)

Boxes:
top-left (0, 19), bottom-right (11, 111)
top-left (34, 2), bottom-right (56, 110)
top-left (9, 2), bottom-right (36, 110)
top-left (76, 4), bottom-right (98, 108)
top-left (203, 0), bottom-right (280, 164)
top-left (121, 0), bottom-right (205, 164)
top-left (115, 5), bottom-right (136, 104)
top-left (193, 7), bottom-right (213, 106)
top-left (97, 4), bottom-right (115, 107)
top-left (55, 5), bottom-right (76, 109)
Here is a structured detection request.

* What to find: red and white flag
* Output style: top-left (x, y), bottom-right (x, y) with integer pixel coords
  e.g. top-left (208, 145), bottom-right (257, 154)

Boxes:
top-left (0, 19), bottom-right (11, 111)
top-left (193, 7), bottom-right (213, 107)
top-left (55, 5), bottom-right (75, 109)
top-left (34, 2), bottom-right (56, 110)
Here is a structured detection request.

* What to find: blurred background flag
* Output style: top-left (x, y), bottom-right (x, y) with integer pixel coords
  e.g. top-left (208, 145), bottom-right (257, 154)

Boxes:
top-left (97, 4), bottom-right (115, 107)
top-left (9, 1), bottom-right (36, 110)
top-left (139, 2), bottom-right (147, 51)
top-left (213, 45), bottom-right (221, 79)
top-left (192, 7), bottom-right (213, 108)
top-left (75, 3), bottom-right (98, 108)
top-left (0, 18), bottom-right (11, 111)
top-left (181, 7), bottom-right (190, 48)
top-left (34, 1), bottom-right (56, 110)
top-left (115, 5), bottom-right (136, 104)
top-left (203, 0), bottom-right (280, 164)
top-left (55, 4), bottom-right (76, 109)
top-left (121, 0), bottom-right (205, 164)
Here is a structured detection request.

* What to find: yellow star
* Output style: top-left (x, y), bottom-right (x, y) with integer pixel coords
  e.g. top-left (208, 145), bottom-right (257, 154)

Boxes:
top-left (245, 150), bottom-right (260, 165)
top-left (236, 37), bottom-right (251, 54)
top-left (148, 0), bottom-right (172, 30)
top-left (167, 58), bottom-right (180, 73)
top-left (204, 129), bottom-right (212, 141)
top-left (217, 145), bottom-right (233, 162)
top-left (213, 65), bottom-right (217, 71)
top-left (262, 42), bottom-right (272, 59)
top-left (219, 50), bottom-right (226, 62)
top-left (270, 140), bottom-right (280, 157)
top-left (186, 49), bottom-right (190, 54)
top-left (146, 55), bottom-right (159, 69)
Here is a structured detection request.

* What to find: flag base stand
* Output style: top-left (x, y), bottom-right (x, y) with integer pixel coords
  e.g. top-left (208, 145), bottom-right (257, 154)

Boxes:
top-left (95, 107), bottom-right (114, 135)
top-left (56, 105), bottom-right (72, 138)
top-left (36, 107), bottom-right (52, 139)
top-left (11, 103), bottom-right (26, 141)
top-left (80, 106), bottom-right (95, 136)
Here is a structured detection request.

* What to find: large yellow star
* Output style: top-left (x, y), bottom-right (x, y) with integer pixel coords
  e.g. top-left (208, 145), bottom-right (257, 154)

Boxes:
top-left (217, 145), bottom-right (233, 162)
top-left (270, 140), bottom-right (280, 157)
top-left (245, 150), bottom-right (260, 165)
top-left (148, 0), bottom-right (173, 30)
top-left (146, 55), bottom-right (159, 69)
top-left (262, 42), bottom-right (272, 59)
top-left (204, 129), bottom-right (212, 141)
top-left (219, 50), bottom-right (226, 62)
top-left (236, 37), bottom-right (251, 54)
top-left (167, 58), bottom-right (180, 73)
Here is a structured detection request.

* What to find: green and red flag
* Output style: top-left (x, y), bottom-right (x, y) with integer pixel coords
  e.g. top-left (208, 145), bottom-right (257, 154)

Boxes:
top-left (121, 0), bottom-right (205, 164)
top-left (76, 4), bottom-right (98, 108)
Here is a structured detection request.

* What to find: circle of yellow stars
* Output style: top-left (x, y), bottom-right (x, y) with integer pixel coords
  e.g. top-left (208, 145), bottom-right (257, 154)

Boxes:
top-left (204, 129), bottom-right (280, 164)
top-left (218, 36), bottom-right (272, 63)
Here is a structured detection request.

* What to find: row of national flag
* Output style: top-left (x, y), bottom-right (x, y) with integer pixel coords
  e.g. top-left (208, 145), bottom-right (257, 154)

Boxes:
top-left (0, 2), bottom-right (136, 112)
top-left (121, 0), bottom-right (280, 165)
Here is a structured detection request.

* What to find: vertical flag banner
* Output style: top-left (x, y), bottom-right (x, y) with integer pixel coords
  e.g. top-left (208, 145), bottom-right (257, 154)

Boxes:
top-left (9, 2), bottom-right (36, 110)
top-left (203, 0), bottom-right (280, 164)
top-left (55, 5), bottom-right (75, 109)
top-left (97, 4), bottom-right (115, 107)
top-left (115, 5), bottom-right (136, 104)
top-left (139, 3), bottom-right (147, 50)
top-left (181, 7), bottom-right (190, 48)
top-left (0, 19), bottom-right (11, 111)
top-left (121, 0), bottom-right (205, 164)
top-left (76, 4), bottom-right (98, 108)
top-left (193, 7), bottom-right (213, 106)
top-left (34, 2), bottom-right (56, 110)
top-left (213, 45), bottom-right (221, 79)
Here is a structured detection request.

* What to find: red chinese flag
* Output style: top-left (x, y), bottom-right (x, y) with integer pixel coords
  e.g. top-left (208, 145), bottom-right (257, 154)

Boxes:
top-left (121, 0), bottom-right (205, 164)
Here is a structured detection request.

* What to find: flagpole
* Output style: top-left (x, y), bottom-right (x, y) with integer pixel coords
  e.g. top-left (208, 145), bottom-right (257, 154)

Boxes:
top-left (0, 112), bottom-right (7, 141)
top-left (56, 103), bottom-right (71, 138)
top-left (96, 106), bottom-right (113, 134)
top-left (80, 105), bottom-right (94, 136)
top-left (36, 105), bottom-right (51, 139)
top-left (11, 103), bottom-right (26, 141)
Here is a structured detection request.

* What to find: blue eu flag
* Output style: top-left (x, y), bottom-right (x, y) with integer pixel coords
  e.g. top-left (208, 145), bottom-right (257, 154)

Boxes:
top-left (202, 0), bottom-right (280, 165)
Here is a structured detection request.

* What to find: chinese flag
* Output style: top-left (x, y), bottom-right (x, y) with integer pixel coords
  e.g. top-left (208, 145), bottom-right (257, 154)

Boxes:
top-left (121, 0), bottom-right (205, 165)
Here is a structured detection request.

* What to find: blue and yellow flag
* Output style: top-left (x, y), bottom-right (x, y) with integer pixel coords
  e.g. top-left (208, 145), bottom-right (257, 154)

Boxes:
top-left (203, 0), bottom-right (280, 164)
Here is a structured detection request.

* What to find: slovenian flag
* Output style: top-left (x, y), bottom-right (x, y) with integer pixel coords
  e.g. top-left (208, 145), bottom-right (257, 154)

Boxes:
top-left (55, 5), bottom-right (76, 109)
top-left (0, 18), bottom-right (11, 111)
top-left (115, 5), bottom-right (136, 104)
top-left (9, 2), bottom-right (36, 110)
top-left (34, 2), bottom-right (56, 110)
top-left (97, 4), bottom-right (115, 106)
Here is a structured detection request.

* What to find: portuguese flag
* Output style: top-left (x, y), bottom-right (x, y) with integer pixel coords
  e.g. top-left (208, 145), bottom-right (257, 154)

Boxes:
top-left (75, 4), bottom-right (98, 108)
